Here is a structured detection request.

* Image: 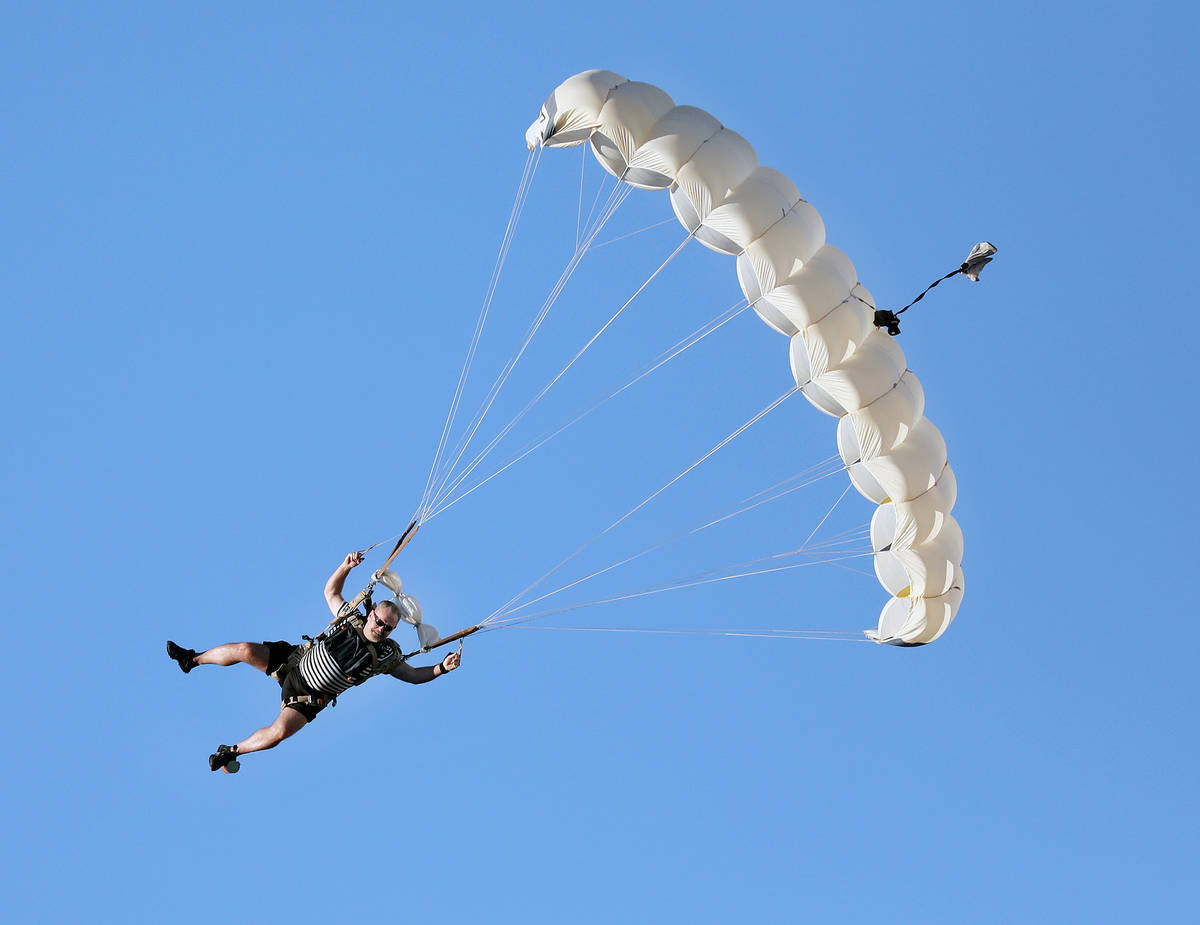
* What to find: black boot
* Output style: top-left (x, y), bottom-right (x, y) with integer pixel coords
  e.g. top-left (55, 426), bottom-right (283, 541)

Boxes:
top-left (166, 640), bottom-right (197, 674)
top-left (208, 744), bottom-right (240, 773)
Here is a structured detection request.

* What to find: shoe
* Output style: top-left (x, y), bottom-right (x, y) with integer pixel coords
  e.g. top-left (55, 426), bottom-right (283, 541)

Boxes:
top-left (166, 640), bottom-right (197, 674)
top-left (209, 744), bottom-right (240, 773)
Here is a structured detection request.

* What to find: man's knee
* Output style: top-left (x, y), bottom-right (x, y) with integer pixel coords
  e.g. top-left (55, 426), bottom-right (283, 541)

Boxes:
top-left (238, 642), bottom-right (270, 670)
top-left (274, 708), bottom-right (309, 742)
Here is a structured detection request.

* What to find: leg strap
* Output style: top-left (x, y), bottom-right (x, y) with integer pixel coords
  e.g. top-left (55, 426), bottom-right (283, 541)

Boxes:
top-left (284, 692), bottom-right (335, 710)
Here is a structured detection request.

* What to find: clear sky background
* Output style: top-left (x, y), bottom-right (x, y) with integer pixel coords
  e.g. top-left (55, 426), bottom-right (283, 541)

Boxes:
top-left (3, 2), bottom-right (1196, 923)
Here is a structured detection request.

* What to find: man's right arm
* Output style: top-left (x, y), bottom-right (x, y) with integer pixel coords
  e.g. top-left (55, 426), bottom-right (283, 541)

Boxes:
top-left (324, 551), bottom-right (364, 618)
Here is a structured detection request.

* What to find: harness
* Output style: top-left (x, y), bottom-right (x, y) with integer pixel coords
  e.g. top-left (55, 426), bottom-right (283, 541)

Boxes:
top-left (273, 600), bottom-right (405, 711)
top-left (283, 689), bottom-right (330, 711)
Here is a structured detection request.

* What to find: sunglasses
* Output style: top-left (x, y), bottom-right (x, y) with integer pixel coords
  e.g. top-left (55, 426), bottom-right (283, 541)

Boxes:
top-left (372, 612), bottom-right (397, 634)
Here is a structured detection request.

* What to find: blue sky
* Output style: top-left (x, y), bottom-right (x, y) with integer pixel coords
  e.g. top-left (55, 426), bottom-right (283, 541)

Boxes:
top-left (3, 2), bottom-right (1197, 922)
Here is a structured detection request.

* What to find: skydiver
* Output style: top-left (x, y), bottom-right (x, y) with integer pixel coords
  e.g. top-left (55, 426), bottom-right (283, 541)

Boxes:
top-left (166, 550), bottom-right (460, 773)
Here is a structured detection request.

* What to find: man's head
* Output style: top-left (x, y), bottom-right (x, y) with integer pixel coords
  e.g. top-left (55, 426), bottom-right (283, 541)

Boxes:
top-left (364, 600), bottom-right (401, 643)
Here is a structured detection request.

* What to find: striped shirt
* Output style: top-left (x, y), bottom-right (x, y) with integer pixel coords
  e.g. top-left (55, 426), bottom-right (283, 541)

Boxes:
top-left (298, 637), bottom-right (360, 695)
top-left (291, 602), bottom-right (444, 696)
top-left (296, 615), bottom-right (404, 695)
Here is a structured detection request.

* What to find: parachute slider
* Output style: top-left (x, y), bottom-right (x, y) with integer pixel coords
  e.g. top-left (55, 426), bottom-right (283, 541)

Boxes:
top-left (373, 568), bottom-right (404, 597)
top-left (873, 241), bottom-right (998, 335)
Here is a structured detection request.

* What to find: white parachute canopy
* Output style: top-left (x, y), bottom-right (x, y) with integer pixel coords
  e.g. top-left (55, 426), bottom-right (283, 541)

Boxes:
top-left (526, 70), bottom-right (966, 645)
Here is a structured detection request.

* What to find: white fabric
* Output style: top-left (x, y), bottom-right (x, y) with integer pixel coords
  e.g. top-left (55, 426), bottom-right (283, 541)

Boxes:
top-left (837, 370), bottom-right (925, 464)
top-left (627, 106), bottom-right (723, 190)
top-left (749, 244), bottom-right (859, 336)
top-left (415, 622), bottom-right (441, 649)
top-left (592, 82), bottom-right (676, 181)
top-left (697, 166), bottom-right (804, 254)
top-left (870, 565), bottom-right (965, 645)
top-left (373, 568), bottom-right (404, 598)
top-left (858, 416), bottom-right (948, 504)
top-left (394, 591), bottom-right (424, 626)
top-left (670, 128), bottom-right (758, 236)
top-left (529, 71), bottom-right (966, 644)
top-left (526, 70), bottom-right (627, 150)
top-left (962, 241), bottom-right (997, 281)
top-left (804, 327), bottom-right (906, 414)
top-left (873, 514), bottom-right (963, 598)
top-left (870, 464), bottom-right (959, 551)
top-left (799, 296), bottom-right (876, 383)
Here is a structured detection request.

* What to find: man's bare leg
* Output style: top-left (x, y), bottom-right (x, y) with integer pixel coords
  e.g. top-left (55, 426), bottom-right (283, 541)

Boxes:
top-left (210, 706), bottom-right (309, 771)
top-left (194, 642), bottom-right (271, 672)
top-left (234, 706), bottom-right (310, 756)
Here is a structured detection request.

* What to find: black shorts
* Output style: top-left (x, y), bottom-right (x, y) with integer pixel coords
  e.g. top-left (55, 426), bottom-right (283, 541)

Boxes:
top-left (263, 640), bottom-right (298, 677)
top-left (262, 640), bottom-right (331, 722)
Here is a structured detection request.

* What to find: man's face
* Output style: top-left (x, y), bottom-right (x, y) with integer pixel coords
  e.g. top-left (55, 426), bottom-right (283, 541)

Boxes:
top-left (364, 607), bottom-right (399, 643)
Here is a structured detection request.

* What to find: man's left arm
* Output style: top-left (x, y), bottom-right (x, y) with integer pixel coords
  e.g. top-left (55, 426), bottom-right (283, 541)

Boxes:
top-left (389, 649), bottom-right (460, 685)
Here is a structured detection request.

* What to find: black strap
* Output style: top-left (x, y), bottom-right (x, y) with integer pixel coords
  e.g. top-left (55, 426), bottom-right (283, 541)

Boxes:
top-left (284, 692), bottom-right (335, 710)
top-left (873, 268), bottom-right (963, 336)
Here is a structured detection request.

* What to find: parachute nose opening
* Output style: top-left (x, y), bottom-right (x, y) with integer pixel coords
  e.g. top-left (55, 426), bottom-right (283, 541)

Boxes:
top-left (526, 111), bottom-right (551, 150)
